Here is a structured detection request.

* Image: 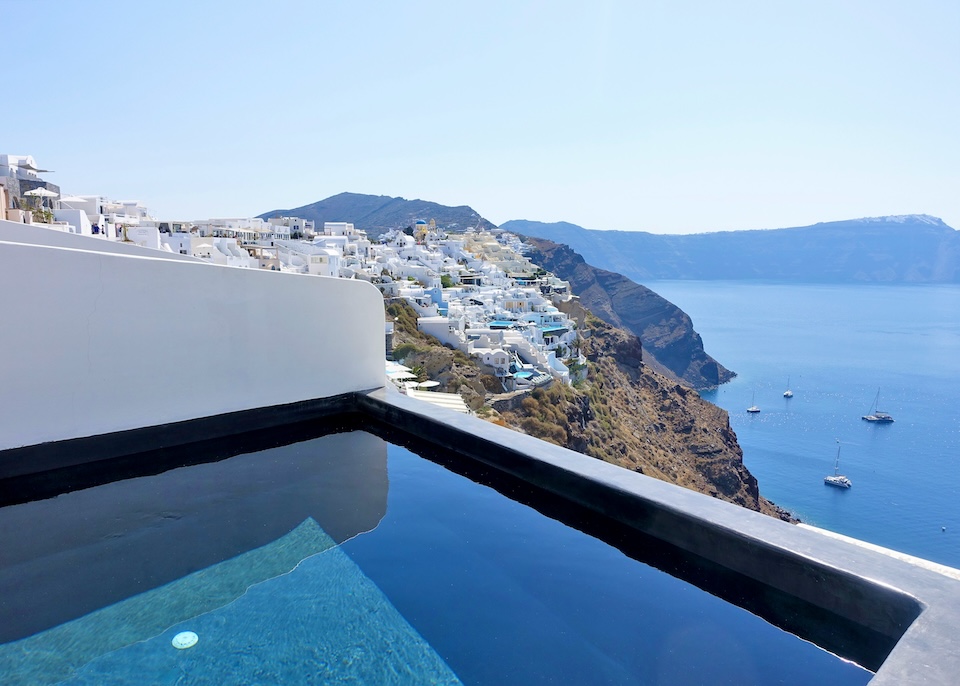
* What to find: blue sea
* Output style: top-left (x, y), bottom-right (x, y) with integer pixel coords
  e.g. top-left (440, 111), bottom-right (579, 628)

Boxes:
top-left (646, 281), bottom-right (960, 569)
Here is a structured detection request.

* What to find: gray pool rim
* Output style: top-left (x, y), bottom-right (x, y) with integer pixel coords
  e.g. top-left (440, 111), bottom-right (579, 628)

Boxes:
top-left (0, 388), bottom-right (956, 685)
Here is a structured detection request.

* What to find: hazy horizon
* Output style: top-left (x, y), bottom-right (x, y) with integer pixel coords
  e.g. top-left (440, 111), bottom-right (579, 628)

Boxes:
top-left (3, 1), bottom-right (957, 234)
top-left (501, 212), bottom-right (955, 235)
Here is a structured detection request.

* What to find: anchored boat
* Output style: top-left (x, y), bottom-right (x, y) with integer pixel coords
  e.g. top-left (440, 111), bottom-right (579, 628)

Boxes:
top-left (862, 388), bottom-right (894, 423)
top-left (783, 376), bottom-right (793, 398)
top-left (824, 443), bottom-right (852, 489)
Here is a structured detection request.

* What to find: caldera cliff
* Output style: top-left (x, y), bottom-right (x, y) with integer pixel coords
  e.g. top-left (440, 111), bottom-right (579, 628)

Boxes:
top-left (523, 237), bottom-right (734, 389)
top-left (387, 300), bottom-right (792, 521)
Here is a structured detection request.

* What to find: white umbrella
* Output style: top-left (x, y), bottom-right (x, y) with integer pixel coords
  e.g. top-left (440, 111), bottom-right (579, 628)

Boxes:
top-left (23, 188), bottom-right (58, 198)
top-left (386, 370), bottom-right (418, 380)
top-left (58, 195), bottom-right (88, 210)
top-left (417, 380), bottom-right (440, 389)
top-left (23, 187), bottom-right (59, 213)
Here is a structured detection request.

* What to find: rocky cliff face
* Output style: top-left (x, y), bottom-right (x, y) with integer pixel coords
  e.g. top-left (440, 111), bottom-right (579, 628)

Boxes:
top-left (524, 237), bottom-right (734, 389)
top-left (388, 300), bottom-right (791, 521)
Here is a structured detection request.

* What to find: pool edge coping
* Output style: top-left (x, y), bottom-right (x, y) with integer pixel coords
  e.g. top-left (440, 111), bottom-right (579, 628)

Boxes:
top-left (2, 387), bottom-right (957, 684)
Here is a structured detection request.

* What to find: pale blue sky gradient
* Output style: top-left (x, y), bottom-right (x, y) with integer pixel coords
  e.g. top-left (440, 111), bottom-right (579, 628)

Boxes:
top-left (3, 0), bottom-right (958, 233)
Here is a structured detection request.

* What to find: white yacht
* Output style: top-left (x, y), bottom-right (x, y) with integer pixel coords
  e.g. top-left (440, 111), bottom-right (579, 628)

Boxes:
top-left (861, 388), bottom-right (894, 423)
top-left (824, 443), bottom-right (852, 489)
top-left (747, 391), bottom-right (760, 414)
top-left (783, 376), bottom-right (793, 398)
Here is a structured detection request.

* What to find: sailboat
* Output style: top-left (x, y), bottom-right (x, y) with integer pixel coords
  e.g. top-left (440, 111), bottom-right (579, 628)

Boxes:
top-left (783, 376), bottom-right (793, 398)
top-left (861, 388), bottom-right (894, 423)
top-left (747, 391), bottom-right (760, 413)
top-left (824, 442), bottom-right (852, 488)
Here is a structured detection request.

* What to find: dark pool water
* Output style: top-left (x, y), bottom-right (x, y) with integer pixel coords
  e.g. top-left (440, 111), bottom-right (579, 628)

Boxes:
top-left (0, 430), bottom-right (872, 685)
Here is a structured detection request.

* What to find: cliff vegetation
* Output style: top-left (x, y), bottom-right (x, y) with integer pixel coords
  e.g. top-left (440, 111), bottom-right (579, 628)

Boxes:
top-left (387, 300), bottom-right (792, 521)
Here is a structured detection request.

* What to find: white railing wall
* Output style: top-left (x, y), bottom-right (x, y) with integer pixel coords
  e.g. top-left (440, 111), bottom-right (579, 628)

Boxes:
top-left (0, 219), bottom-right (200, 262)
top-left (0, 232), bottom-right (385, 451)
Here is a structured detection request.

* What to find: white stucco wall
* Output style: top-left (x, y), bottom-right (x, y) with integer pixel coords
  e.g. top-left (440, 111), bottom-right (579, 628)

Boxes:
top-left (125, 226), bottom-right (161, 249)
top-left (1, 239), bottom-right (385, 451)
top-left (52, 208), bottom-right (93, 235)
top-left (0, 219), bottom-right (202, 262)
top-left (417, 316), bottom-right (465, 349)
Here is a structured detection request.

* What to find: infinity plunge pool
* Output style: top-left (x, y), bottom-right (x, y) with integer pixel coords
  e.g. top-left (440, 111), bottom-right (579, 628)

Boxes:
top-left (0, 428), bottom-right (872, 684)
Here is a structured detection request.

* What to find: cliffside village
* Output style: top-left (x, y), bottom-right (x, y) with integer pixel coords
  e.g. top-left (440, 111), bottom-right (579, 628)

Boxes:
top-left (2, 155), bottom-right (585, 409)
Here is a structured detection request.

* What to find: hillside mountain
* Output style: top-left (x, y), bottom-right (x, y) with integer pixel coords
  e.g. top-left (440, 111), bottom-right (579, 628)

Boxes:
top-left (504, 215), bottom-right (960, 283)
top-left (524, 237), bottom-right (734, 389)
top-left (260, 192), bottom-right (496, 238)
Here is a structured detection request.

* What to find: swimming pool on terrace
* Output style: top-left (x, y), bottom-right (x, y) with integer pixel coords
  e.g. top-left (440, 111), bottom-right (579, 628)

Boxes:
top-left (0, 419), bottom-right (874, 685)
top-left (6, 211), bottom-right (959, 684)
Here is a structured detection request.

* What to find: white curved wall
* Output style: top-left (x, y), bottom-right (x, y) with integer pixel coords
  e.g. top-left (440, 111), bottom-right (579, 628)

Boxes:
top-left (0, 219), bottom-right (201, 262)
top-left (0, 238), bottom-right (385, 451)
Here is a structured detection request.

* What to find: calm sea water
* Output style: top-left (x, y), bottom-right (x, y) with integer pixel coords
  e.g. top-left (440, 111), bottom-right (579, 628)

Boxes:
top-left (646, 281), bottom-right (960, 569)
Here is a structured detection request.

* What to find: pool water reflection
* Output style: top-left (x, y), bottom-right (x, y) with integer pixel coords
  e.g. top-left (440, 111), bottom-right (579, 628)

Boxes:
top-left (0, 429), bottom-right (872, 685)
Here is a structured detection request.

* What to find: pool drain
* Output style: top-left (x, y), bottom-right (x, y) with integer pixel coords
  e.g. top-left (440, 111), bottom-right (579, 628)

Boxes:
top-left (172, 631), bottom-right (199, 649)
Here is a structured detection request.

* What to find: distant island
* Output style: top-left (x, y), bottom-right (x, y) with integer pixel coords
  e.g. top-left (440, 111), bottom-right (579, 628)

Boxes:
top-left (503, 215), bottom-right (960, 283)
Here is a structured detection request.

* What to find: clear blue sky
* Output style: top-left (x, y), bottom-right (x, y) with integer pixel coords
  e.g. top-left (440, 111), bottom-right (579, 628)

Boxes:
top-left (4, 0), bottom-right (958, 233)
